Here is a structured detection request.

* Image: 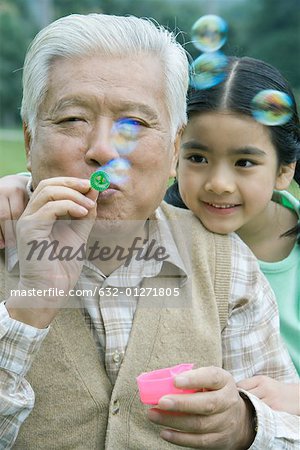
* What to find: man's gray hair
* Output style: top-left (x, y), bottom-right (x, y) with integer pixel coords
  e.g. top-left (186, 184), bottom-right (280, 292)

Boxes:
top-left (21, 13), bottom-right (189, 138)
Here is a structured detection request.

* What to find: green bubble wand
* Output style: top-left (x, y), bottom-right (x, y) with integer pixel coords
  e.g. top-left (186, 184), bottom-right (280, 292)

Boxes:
top-left (90, 170), bottom-right (110, 192)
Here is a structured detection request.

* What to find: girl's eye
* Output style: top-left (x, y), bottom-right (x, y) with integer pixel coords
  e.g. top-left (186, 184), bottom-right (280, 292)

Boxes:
top-left (235, 159), bottom-right (256, 168)
top-left (188, 155), bottom-right (208, 164)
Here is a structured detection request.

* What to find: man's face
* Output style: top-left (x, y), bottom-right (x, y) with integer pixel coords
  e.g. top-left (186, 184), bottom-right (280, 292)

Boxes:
top-left (25, 54), bottom-right (179, 221)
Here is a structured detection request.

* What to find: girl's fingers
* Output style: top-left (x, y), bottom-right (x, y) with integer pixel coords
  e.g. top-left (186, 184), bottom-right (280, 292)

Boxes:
top-left (237, 377), bottom-right (260, 391)
top-left (9, 191), bottom-right (28, 221)
top-left (0, 198), bottom-right (12, 247)
top-left (0, 229), bottom-right (4, 248)
top-left (237, 376), bottom-right (270, 400)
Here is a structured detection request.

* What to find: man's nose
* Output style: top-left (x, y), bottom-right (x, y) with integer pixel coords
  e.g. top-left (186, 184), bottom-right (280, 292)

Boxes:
top-left (85, 117), bottom-right (119, 167)
top-left (204, 166), bottom-right (235, 195)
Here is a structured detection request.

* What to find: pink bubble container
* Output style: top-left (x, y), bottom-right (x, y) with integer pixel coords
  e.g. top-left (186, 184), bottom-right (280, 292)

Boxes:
top-left (136, 363), bottom-right (196, 405)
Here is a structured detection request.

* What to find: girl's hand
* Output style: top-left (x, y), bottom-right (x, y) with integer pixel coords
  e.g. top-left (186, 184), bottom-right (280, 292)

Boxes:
top-left (0, 174), bottom-right (29, 248)
top-left (237, 376), bottom-right (300, 415)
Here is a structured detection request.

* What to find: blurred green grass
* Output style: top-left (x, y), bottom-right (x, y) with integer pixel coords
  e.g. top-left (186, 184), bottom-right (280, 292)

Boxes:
top-left (0, 129), bottom-right (27, 176)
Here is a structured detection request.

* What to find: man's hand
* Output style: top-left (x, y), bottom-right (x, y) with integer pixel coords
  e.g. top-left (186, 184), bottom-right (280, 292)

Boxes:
top-left (148, 366), bottom-right (256, 449)
top-left (0, 174), bottom-right (29, 248)
top-left (5, 177), bottom-right (98, 328)
top-left (238, 376), bottom-right (300, 416)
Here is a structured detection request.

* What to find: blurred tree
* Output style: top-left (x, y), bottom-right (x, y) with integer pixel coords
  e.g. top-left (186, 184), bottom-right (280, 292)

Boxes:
top-left (220, 0), bottom-right (300, 104)
top-left (250, 0), bottom-right (299, 101)
top-left (0, 0), bottom-right (299, 127)
top-left (27, 0), bottom-right (55, 28)
top-left (53, 0), bottom-right (102, 16)
top-left (0, 0), bottom-right (37, 126)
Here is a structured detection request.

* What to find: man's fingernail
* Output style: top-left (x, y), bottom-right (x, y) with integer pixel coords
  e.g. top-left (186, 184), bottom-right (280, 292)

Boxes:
top-left (0, 241), bottom-right (5, 249)
top-left (175, 375), bottom-right (189, 387)
top-left (158, 398), bottom-right (175, 409)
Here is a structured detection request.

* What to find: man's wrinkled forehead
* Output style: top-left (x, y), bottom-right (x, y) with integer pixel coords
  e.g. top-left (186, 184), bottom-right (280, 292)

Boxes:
top-left (39, 53), bottom-right (168, 121)
top-left (44, 95), bottom-right (160, 122)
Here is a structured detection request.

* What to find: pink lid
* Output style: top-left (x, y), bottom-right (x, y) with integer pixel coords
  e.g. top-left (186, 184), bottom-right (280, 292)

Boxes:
top-left (136, 363), bottom-right (196, 405)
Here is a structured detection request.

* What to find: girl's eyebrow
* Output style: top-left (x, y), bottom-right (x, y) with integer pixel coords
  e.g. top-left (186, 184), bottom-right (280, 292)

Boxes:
top-left (181, 142), bottom-right (268, 157)
top-left (229, 147), bottom-right (267, 157)
top-left (181, 140), bottom-right (208, 150)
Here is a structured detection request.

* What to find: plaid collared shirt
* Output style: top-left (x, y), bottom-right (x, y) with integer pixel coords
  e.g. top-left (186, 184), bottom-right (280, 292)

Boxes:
top-left (0, 211), bottom-right (299, 449)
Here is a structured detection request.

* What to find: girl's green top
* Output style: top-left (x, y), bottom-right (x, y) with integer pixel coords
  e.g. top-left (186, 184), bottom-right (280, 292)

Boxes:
top-left (288, 179), bottom-right (300, 199)
top-left (259, 190), bottom-right (300, 375)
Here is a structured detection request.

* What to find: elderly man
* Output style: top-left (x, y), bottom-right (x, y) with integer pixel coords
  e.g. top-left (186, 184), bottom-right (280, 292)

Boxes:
top-left (0, 13), bottom-right (299, 450)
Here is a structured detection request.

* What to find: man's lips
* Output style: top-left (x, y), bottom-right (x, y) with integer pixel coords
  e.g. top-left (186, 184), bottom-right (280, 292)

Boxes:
top-left (105, 182), bottom-right (120, 191)
top-left (96, 183), bottom-right (121, 199)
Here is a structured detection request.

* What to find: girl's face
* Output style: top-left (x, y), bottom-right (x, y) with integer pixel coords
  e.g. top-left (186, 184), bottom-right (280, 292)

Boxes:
top-left (177, 110), bottom-right (293, 236)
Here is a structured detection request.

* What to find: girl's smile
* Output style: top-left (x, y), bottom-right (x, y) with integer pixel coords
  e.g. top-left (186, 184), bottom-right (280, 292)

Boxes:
top-left (202, 201), bottom-right (242, 215)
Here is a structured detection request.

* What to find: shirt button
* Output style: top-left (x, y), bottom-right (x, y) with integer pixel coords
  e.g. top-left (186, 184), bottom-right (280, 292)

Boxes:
top-left (112, 350), bottom-right (123, 365)
top-left (112, 399), bottom-right (120, 415)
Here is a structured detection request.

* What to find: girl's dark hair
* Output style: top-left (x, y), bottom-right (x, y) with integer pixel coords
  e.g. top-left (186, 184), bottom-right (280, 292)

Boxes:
top-left (165, 56), bottom-right (300, 240)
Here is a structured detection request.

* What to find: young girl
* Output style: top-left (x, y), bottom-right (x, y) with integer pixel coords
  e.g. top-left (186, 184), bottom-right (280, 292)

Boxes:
top-left (165, 56), bottom-right (300, 414)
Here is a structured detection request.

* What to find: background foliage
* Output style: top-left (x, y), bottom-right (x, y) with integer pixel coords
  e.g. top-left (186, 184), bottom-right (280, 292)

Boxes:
top-left (1, 0), bottom-right (299, 128)
top-left (0, 0), bottom-right (299, 175)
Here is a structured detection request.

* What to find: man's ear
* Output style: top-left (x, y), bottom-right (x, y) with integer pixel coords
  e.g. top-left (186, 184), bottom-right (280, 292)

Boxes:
top-left (275, 162), bottom-right (296, 190)
top-left (170, 126), bottom-right (184, 178)
top-left (23, 122), bottom-right (32, 172)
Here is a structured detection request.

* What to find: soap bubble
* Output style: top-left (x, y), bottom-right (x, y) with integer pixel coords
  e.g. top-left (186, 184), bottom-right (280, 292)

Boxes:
top-left (190, 52), bottom-right (228, 90)
top-left (110, 118), bottom-right (141, 155)
top-left (191, 15), bottom-right (228, 53)
top-left (251, 90), bottom-right (293, 126)
top-left (104, 158), bottom-right (131, 185)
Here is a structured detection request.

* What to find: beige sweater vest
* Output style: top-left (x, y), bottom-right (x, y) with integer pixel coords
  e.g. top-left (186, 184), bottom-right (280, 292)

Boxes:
top-left (0, 203), bottom-right (231, 450)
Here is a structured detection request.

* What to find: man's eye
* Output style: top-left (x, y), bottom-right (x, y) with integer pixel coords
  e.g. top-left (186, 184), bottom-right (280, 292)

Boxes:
top-left (235, 159), bottom-right (256, 168)
top-left (117, 118), bottom-right (144, 126)
top-left (59, 117), bottom-right (84, 123)
top-left (113, 118), bottom-right (144, 140)
top-left (115, 118), bottom-right (145, 129)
